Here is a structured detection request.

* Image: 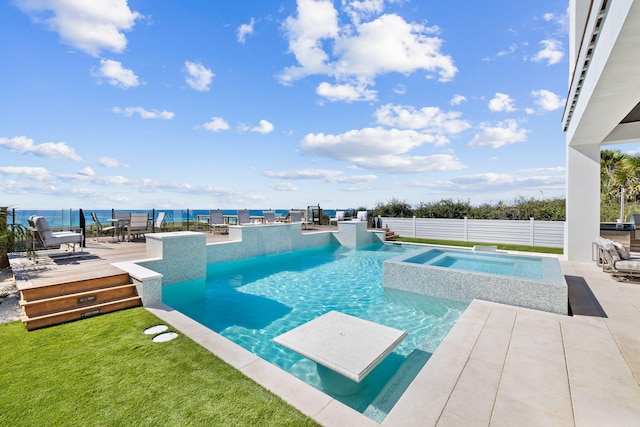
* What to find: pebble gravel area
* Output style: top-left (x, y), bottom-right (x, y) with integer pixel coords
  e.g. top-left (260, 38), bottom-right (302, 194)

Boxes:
top-left (0, 268), bottom-right (22, 324)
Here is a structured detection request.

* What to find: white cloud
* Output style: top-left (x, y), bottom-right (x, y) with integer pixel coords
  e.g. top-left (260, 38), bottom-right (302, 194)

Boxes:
top-left (268, 182), bottom-right (298, 191)
top-left (353, 154), bottom-right (465, 173)
top-left (300, 127), bottom-right (465, 173)
top-left (77, 167), bottom-right (95, 176)
top-left (251, 120), bottom-right (275, 134)
top-left (488, 93), bottom-right (516, 112)
top-left (450, 94), bottom-right (467, 106)
top-left (112, 106), bottom-right (174, 120)
top-left (279, 1), bottom-right (457, 89)
top-left (316, 82), bottom-right (377, 102)
top-left (201, 117), bottom-right (230, 132)
top-left (280, 0), bottom-right (339, 84)
top-left (237, 18), bottom-right (255, 43)
top-left (263, 168), bottom-right (377, 183)
top-left (532, 39), bottom-right (564, 65)
top-left (343, 0), bottom-right (385, 25)
top-left (0, 135), bottom-right (82, 161)
top-left (468, 119), bottom-right (529, 148)
top-left (184, 61), bottom-right (214, 91)
top-left (530, 89), bottom-right (563, 111)
top-left (0, 166), bottom-right (51, 181)
top-left (451, 172), bottom-right (565, 191)
top-left (375, 104), bottom-right (470, 136)
top-left (333, 14), bottom-right (456, 82)
top-left (92, 59), bottom-right (139, 88)
top-left (16, 0), bottom-right (142, 56)
top-left (98, 156), bottom-right (126, 168)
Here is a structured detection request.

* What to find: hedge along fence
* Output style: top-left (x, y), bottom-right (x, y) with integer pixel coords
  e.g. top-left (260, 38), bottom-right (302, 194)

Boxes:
top-left (379, 217), bottom-right (565, 248)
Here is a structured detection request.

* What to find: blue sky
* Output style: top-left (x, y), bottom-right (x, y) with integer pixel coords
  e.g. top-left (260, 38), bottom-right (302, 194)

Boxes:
top-left (1, 0), bottom-right (571, 210)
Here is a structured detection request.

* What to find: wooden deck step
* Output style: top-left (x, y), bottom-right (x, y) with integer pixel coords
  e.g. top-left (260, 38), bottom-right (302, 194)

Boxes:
top-left (20, 272), bottom-right (130, 301)
top-left (384, 228), bottom-right (399, 240)
top-left (21, 297), bottom-right (142, 331)
top-left (19, 270), bottom-right (141, 330)
top-left (20, 284), bottom-right (139, 318)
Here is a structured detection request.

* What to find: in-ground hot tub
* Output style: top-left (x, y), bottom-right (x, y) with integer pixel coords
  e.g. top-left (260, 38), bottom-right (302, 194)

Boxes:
top-left (383, 247), bottom-right (568, 315)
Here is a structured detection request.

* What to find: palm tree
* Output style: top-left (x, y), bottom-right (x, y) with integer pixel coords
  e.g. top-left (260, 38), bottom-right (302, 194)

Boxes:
top-left (617, 154), bottom-right (640, 201)
top-left (601, 149), bottom-right (625, 204)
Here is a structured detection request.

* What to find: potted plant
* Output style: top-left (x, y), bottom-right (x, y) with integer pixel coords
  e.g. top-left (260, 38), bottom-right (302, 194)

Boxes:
top-left (0, 207), bottom-right (31, 269)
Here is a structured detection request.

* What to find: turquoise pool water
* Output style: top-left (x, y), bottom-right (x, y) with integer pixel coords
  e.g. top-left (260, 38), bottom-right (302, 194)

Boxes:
top-left (405, 248), bottom-right (544, 280)
top-left (163, 243), bottom-right (468, 421)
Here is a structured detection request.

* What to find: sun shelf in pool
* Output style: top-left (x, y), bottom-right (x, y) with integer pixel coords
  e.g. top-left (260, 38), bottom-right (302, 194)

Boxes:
top-left (383, 247), bottom-right (568, 315)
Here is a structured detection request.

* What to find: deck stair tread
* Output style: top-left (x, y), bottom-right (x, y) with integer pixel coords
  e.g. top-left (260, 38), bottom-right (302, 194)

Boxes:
top-left (21, 296), bottom-right (142, 330)
top-left (20, 284), bottom-right (138, 317)
top-left (19, 271), bottom-right (130, 301)
top-left (383, 228), bottom-right (399, 240)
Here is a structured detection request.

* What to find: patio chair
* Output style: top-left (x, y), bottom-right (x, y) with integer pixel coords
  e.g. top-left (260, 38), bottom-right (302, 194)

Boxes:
top-left (263, 210), bottom-right (276, 224)
top-left (329, 211), bottom-right (345, 226)
top-left (125, 213), bottom-right (149, 240)
top-left (355, 211), bottom-right (368, 222)
top-left (208, 209), bottom-right (229, 234)
top-left (289, 210), bottom-right (311, 229)
top-left (91, 212), bottom-right (116, 242)
top-left (28, 215), bottom-right (83, 256)
top-left (154, 211), bottom-right (166, 232)
top-left (237, 209), bottom-right (251, 225)
top-left (594, 237), bottom-right (640, 279)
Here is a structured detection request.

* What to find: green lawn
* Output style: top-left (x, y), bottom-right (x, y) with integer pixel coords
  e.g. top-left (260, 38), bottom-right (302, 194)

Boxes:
top-left (394, 237), bottom-right (563, 254)
top-left (0, 308), bottom-right (319, 427)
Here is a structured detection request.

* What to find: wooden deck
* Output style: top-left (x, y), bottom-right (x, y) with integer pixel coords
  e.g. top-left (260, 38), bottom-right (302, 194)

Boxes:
top-left (10, 225), bottom-right (335, 290)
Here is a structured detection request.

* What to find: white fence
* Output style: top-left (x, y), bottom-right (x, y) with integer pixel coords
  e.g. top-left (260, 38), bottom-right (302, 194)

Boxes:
top-left (379, 217), bottom-right (565, 248)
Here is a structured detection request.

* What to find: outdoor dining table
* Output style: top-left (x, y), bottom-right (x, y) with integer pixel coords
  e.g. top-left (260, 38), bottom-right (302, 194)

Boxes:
top-left (107, 218), bottom-right (128, 241)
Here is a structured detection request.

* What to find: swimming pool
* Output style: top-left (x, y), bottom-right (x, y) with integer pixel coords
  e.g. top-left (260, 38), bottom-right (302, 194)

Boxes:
top-left (384, 247), bottom-right (568, 314)
top-left (162, 243), bottom-right (468, 422)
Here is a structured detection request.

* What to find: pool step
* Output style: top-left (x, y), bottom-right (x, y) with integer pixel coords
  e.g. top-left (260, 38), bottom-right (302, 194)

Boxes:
top-left (19, 273), bottom-right (141, 330)
top-left (363, 349), bottom-right (432, 422)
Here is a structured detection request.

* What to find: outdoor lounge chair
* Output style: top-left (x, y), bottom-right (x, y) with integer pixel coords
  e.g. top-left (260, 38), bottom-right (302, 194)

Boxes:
top-left (355, 211), bottom-right (368, 222)
top-left (91, 212), bottom-right (116, 242)
top-left (208, 209), bottom-right (228, 234)
top-left (28, 215), bottom-right (83, 256)
top-left (125, 213), bottom-right (149, 240)
top-left (329, 211), bottom-right (345, 226)
top-left (289, 210), bottom-right (309, 229)
top-left (594, 237), bottom-right (640, 279)
top-left (263, 210), bottom-right (276, 224)
top-left (237, 209), bottom-right (251, 225)
top-left (154, 211), bottom-right (166, 232)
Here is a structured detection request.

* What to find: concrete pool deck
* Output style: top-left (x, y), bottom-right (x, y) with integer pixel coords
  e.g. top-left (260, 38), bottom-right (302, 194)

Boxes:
top-left (8, 234), bottom-right (640, 425)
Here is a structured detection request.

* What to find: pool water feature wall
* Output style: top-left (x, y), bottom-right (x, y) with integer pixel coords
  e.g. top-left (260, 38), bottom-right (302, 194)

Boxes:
top-left (383, 247), bottom-right (568, 315)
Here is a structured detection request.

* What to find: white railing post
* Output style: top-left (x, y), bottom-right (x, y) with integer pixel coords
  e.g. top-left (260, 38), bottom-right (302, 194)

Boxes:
top-left (464, 217), bottom-right (468, 242)
top-left (530, 217), bottom-right (535, 246)
top-left (413, 216), bottom-right (416, 238)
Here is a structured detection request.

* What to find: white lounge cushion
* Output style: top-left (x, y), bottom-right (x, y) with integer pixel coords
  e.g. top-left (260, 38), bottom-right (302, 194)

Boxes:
top-left (613, 241), bottom-right (631, 260)
top-left (614, 259), bottom-right (640, 272)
